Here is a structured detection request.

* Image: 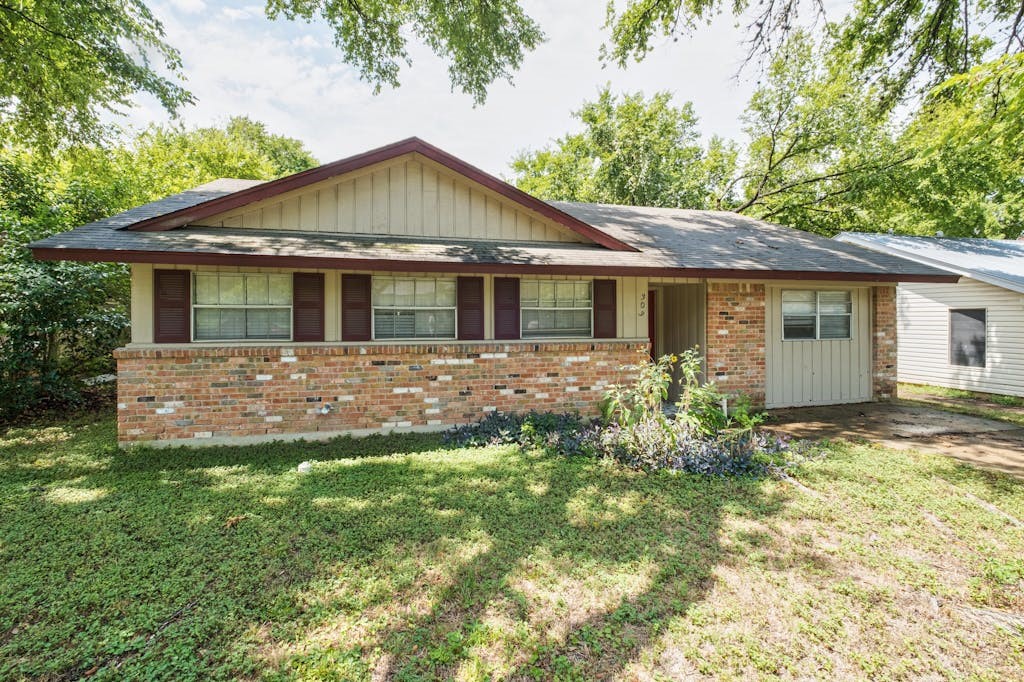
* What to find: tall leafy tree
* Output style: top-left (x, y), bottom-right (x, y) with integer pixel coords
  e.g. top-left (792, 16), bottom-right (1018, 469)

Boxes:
top-left (510, 88), bottom-right (737, 209)
top-left (0, 0), bottom-right (192, 151)
top-left (731, 33), bottom-right (905, 234)
top-left (853, 55), bottom-right (1024, 238)
top-left (602, 0), bottom-right (1023, 105)
top-left (0, 119), bottom-right (317, 419)
top-left (265, 0), bottom-right (545, 104)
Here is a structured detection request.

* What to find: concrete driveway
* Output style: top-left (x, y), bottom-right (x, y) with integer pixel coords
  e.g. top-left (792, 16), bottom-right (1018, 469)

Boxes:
top-left (769, 402), bottom-right (1024, 478)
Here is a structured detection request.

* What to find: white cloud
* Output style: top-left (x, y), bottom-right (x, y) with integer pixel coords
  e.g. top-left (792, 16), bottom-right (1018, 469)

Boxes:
top-left (128, 0), bottom-right (770, 175)
top-left (166, 0), bottom-right (205, 14)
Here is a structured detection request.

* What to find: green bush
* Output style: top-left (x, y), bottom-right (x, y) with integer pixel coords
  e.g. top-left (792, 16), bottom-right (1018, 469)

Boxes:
top-left (0, 261), bottom-right (128, 420)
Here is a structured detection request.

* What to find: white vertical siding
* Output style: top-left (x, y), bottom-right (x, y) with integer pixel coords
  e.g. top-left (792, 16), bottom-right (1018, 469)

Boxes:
top-left (898, 278), bottom-right (1024, 396)
top-left (765, 286), bottom-right (872, 408)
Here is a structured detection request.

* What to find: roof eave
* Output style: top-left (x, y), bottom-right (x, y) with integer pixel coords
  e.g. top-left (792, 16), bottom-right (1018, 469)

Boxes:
top-left (837, 233), bottom-right (1024, 294)
top-left (30, 246), bottom-right (960, 282)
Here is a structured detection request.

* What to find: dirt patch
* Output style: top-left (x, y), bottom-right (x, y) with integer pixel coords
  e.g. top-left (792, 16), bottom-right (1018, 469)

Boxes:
top-left (769, 402), bottom-right (1024, 478)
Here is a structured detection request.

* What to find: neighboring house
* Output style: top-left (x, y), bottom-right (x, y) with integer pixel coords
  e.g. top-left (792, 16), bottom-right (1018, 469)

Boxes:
top-left (838, 233), bottom-right (1024, 397)
top-left (30, 138), bottom-right (953, 446)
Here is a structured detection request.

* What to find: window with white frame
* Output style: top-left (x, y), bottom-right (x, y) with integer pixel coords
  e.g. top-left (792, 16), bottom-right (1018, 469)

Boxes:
top-left (193, 273), bottom-right (292, 341)
top-left (372, 277), bottom-right (456, 339)
top-left (782, 290), bottom-right (852, 340)
top-left (521, 280), bottom-right (592, 338)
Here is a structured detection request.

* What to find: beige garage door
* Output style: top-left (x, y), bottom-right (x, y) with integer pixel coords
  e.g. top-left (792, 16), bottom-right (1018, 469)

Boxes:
top-left (765, 286), bottom-right (872, 408)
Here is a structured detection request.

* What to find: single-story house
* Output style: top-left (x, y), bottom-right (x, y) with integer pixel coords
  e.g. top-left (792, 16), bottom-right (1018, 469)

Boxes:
top-left (837, 233), bottom-right (1024, 397)
top-left (30, 138), bottom-right (954, 447)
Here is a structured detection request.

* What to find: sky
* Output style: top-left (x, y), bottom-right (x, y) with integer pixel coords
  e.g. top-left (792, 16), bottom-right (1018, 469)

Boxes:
top-left (129, 0), bottom-right (765, 177)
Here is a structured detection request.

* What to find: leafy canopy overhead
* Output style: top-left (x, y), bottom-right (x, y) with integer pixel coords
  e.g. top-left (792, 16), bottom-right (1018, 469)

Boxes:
top-left (0, 0), bottom-right (193, 150)
top-left (603, 0), bottom-right (1024, 105)
top-left (265, 0), bottom-right (545, 104)
top-left (510, 87), bottom-right (737, 210)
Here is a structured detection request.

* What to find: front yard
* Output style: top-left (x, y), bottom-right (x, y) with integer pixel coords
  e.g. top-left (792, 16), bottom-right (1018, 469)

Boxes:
top-left (1, 412), bottom-right (1022, 680)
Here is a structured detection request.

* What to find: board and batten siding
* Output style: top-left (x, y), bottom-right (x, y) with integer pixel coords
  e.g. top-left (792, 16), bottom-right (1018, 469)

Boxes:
top-left (897, 277), bottom-right (1024, 397)
top-left (765, 285), bottom-right (872, 408)
top-left (128, 264), bottom-right (648, 345)
top-left (194, 153), bottom-right (587, 244)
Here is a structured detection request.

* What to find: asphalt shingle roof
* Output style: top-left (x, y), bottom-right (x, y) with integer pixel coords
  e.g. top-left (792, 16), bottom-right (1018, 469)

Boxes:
top-left (29, 180), bottom-right (952, 281)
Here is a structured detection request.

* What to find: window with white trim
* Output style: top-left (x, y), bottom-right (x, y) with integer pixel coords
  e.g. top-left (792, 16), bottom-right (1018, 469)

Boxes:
top-left (521, 280), bottom-right (592, 338)
top-left (372, 277), bottom-right (456, 339)
top-left (782, 290), bottom-right (852, 340)
top-left (193, 273), bottom-right (292, 341)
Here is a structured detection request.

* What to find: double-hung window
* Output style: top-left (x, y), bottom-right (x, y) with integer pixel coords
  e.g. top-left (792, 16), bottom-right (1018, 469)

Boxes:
top-left (372, 277), bottom-right (456, 339)
top-left (521, 280), bottom-right (592, 338)
top-left (782, 290), bottom-right (852, 340)
top-left (193, 273), bottom-right (292, 341)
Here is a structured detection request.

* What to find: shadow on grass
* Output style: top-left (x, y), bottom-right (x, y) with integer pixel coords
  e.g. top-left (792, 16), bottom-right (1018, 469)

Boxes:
top-left (2, 416), bottom-right (788, 680)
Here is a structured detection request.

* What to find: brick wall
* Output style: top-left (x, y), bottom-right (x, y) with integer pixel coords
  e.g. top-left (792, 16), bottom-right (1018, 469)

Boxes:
top-left (872, 286), bottom-right (898, 400)
top-left (705, 282), bottom-right (767, 406)
top-left (114, 341), bottom-right (647, 446)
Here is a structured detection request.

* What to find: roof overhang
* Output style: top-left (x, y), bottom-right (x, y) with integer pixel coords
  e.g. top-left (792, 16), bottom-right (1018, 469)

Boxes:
top-left (837, 233), bottom-right (1024, 294)
top-left (121, 137), bottom-right (639, 253)
top-left (31, 246), bottom-right (961, 282)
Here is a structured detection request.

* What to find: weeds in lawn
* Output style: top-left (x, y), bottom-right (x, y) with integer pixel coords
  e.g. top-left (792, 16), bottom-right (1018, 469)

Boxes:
top-left (2, 410), bottom-right (1023, 679)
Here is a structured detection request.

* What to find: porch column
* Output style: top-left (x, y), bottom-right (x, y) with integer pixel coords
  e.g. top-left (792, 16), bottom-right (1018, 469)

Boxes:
top-left (872, 285), bottom-right (898, 400)
top-left (705, 282), bottom-right (767, 407)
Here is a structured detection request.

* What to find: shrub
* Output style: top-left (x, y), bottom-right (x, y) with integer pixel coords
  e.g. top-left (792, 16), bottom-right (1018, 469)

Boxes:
top-left (443, 411), bottom-right (598, 457)
top-left (447, 349), bottom-right (809, 478)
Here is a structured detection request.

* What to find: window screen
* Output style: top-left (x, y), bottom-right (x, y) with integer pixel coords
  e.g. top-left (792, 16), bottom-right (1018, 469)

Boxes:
top-left (949, 309), bottom-right (986, 367)
top-left (782, 290), bottom-right (852, 341)
top-left (193, 273), bottom-right (292, 341)
top-left (520, 280), bottom-right (592, 338)
top-left (372, 277), bottom-right (456, 340)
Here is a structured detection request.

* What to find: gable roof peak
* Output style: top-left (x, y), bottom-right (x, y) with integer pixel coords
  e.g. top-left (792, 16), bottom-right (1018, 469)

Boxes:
top-left (123, 137), bottom-right (638, 252)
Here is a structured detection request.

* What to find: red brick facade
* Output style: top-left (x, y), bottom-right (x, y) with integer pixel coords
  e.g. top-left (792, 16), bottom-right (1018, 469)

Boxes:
top-left (705, 282), bottom-right (767, 406)
top-left (114, 341), bottom-right (647, 445)
top-left (871, 286), bottom-right (898, 400)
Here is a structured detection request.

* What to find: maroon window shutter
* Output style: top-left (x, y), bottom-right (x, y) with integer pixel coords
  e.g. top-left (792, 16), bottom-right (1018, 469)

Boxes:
top-left (593, 279), bottom-right (617, 338)
top-left (493, 277), bottom-right (520, 340)
top-left (341, 274), bottom-right (372, 341)
top-left (153, 269), bottom-right (190, 343)
top-left (457, 277), bottom-right (485, 340)
top-left (292, 273), bottom-right (325, 342)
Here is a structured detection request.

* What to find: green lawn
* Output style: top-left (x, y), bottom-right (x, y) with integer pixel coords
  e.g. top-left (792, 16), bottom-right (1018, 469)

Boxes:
top-left (899, 383), bottom-right (1024, 428)
top-left (1, 413), bottom-right (1023, 680)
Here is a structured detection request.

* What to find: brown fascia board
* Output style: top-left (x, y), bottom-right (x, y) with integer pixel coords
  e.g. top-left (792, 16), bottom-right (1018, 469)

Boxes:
top-left (122, 137), bottom-right (639, 253)
top-left (30, 246), bottom-right (960, 283)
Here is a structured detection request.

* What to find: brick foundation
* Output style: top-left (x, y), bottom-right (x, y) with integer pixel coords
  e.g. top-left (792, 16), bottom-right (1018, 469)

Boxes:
top-left (114, 341), bottom-right (647, 446)
top-left (705, 282), bottom-right (767, 406)
top-left (872, 286), bottom-right (897, 400)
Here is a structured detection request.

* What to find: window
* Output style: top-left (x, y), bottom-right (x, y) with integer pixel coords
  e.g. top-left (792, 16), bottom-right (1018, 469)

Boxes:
top-left (949, 308), bottom-right (986, 367)
top-left (521, 280), bottom-right (592, 338)
top-left (193, 273), bottom-right (292, 341)
top-left (372, 277), bottom-right (456, 339)
top-left (782, 290), bottom-right (852, 340)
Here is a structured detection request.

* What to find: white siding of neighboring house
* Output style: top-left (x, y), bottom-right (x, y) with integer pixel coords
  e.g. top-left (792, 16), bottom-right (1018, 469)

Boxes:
top-left (765, 285), bottom-right (873, 408)
top-left (193, 152), bottom-right (588, 244)
top-left (898, 277), bottom-right (1024, 396)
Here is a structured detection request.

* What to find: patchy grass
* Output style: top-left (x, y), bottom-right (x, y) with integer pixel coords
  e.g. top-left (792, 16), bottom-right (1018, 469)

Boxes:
top-left (1, 415), bottom-right (1023, 680)
top-left (899, 383), bottom-right (1024, 427)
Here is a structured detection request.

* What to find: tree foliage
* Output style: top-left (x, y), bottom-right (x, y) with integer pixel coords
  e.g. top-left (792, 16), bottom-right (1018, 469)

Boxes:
top-left (602, 0), bottom-right (1024, 105)
top-left (510, 87), bottom-right (737, 209)
top-left (0, 0), bottom-right (192, 151)
top-left (265, 0), bottom-right (545, 104)
top-left (0, 118), bottom-right (318, 420)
